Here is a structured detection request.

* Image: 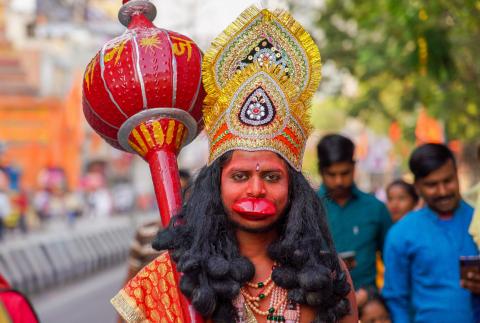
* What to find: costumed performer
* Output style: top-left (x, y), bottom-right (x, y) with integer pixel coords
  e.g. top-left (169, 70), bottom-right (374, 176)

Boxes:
top-left (112, 6), bottom-right (358, 323)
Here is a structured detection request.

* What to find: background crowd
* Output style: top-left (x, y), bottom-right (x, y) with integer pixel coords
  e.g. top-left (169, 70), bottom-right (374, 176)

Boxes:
top-left (314, 134), bottom-right (479, 323)
top-left (0, 161), bottom-right (158, 241)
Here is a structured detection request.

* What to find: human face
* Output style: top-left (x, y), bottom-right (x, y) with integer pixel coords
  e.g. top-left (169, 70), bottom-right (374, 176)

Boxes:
top-left (360, 300), bottom-right (391, 323)
top-left (320, 161), bottom-right (355, 201)
top-left (221, 150), bottom-right (289, 233)
top-left (386, 185), bottom-right (417, 222)
top-left (414, 159), bottom-right (460, 215)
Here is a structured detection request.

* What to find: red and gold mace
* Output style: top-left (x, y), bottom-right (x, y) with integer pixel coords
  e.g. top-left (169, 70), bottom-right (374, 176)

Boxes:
top-left (82, 0), bottom-right (205, 321)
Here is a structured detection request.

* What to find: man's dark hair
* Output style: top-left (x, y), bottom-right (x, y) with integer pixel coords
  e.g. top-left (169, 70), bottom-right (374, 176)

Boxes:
top-left (153, 152), bottom-right (351, 322)
top-left (409, 143), bottom-right (456, 181)
top-left (179, 169), bottom-right (191, 182)
top-left (317, 134), bottom-right (355, 171)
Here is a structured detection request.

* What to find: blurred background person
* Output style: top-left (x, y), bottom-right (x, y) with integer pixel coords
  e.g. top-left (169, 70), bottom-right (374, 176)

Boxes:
top-left (465, 143), bottom-right (480, 249)
top-left (0, 171), bottom-right (10, 241)
top-left (64, 189), bottom-right (84, 227)
top-left (385, 179), bottom-right (420, 223)
top-left (383, 143), bottom-right (479, 323)
top-left (83, 172), bottom-right (112, 219)
top-left (317, 134), bottom-right (392, 303)
top-left (376, 180), bottom-right (419, 290)
top-left (358, 293), bottom-right (391, 323)
top-left (11, 186), bottom-right (29, 234)
top-left (110, 178), bottom-right (135, 215)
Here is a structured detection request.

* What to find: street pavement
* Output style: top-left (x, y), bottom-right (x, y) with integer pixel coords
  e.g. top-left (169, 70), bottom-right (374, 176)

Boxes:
top-left (4, 212), bottom-right (158, 322)
top-left (31, 263), bottom-right (127, 323)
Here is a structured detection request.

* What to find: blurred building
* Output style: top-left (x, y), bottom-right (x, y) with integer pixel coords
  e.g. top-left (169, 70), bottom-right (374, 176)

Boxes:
top-left (0, 0), bottom-right (128, 191)
top-left (0, 2), bottom-right (76, 190)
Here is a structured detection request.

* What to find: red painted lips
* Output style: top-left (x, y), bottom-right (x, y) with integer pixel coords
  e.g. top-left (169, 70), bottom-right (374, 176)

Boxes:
top-left (232, 198), bottom-right (277, 221)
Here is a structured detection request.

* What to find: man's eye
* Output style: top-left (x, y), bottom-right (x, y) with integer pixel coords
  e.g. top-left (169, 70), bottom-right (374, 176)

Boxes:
top-left (232, 173), bottom-right (248, 181)
top-left (264, 173), bottom-right (281, 182)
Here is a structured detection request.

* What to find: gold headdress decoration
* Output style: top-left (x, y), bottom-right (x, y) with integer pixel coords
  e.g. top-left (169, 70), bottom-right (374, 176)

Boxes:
top-left (202, 6), bottom-right (321, 170)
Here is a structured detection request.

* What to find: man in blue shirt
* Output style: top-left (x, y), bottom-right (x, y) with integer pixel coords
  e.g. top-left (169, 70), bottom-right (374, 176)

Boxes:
top-left (316, 134), bottom-right (392, 294)
top-left (383, 143), bottom-right (480, 322)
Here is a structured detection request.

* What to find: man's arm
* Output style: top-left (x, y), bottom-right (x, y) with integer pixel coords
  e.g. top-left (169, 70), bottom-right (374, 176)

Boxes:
top-left (382, 228), bottom-right (412, 321)
top-left (338, 259), bottom-right (358, 323)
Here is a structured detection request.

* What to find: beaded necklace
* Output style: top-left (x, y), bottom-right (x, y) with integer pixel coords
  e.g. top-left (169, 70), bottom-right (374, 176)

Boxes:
top-left (233, 270), bottom-right (300, 323)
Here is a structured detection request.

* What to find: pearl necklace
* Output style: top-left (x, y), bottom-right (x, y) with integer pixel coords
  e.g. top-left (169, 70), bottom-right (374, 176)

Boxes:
top-left (234, 273), bottom-right (300, 323)
top-left (246, 275), bottom-right (272, 289)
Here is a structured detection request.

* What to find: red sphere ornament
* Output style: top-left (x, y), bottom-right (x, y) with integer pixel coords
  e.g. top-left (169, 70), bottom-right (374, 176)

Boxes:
top-left (82, 0), bottom-right (205, 220)
top-left (82, 1), bottom-right (205, 322)
top-left (83, 1), bottom-right (204, 154)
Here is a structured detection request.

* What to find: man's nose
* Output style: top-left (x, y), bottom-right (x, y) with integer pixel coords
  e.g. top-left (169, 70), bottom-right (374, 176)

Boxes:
top-left (437, 183), bottom-right (448, 196)
top-left (334, 175), bottom-right (344, 186)
top-left (247, 176), bottom-right (266, 197)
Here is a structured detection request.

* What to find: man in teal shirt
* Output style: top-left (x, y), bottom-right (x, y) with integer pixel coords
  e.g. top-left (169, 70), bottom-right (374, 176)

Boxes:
top-left (316, 134), bottom-right (392, 291)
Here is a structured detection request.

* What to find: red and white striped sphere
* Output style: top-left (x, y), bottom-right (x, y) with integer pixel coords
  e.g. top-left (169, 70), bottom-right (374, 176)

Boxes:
top-left (82, 0), bottom-right (205, 153)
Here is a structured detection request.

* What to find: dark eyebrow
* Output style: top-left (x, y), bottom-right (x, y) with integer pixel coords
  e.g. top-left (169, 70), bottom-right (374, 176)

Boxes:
top-left (260, 169), bottom-right (284, 174)
top-left (227, 168), bottom-right (285, 173)
top-left (227, 168), bottom-right (252, 173)
top-left (423, 174), bottom-right (454, 186)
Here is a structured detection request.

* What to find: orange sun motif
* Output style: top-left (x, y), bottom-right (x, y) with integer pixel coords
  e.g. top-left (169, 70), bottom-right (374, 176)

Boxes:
top-left (140, 35), bottom-right (162, 52)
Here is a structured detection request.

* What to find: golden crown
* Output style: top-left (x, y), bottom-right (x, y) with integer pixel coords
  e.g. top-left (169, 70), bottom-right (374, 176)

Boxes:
top-left (202, 6), bottom-right (321, 170)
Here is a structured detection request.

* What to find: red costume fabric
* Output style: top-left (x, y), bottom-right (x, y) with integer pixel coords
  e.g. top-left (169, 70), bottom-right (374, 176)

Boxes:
top-left (111, 252), bottom-right (184, 322)
top-left (0, 274), bottom-right (39, 323)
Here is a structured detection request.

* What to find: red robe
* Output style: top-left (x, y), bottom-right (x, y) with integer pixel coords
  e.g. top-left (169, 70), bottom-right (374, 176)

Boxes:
top-left (111, 252), bottom-right (184, 322)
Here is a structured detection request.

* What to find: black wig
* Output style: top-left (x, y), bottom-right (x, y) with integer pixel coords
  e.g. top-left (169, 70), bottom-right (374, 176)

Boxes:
top-left (153, 152), bottom-right (351, 322)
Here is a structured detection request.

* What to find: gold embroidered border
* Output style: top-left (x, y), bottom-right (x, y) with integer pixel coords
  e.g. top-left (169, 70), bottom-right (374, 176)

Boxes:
top-left (111, 290), bottom-right (148, 323)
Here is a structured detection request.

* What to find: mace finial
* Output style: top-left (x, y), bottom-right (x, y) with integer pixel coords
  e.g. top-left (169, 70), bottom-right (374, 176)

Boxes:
top-left (118, 0), bottom-right (157, 27)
